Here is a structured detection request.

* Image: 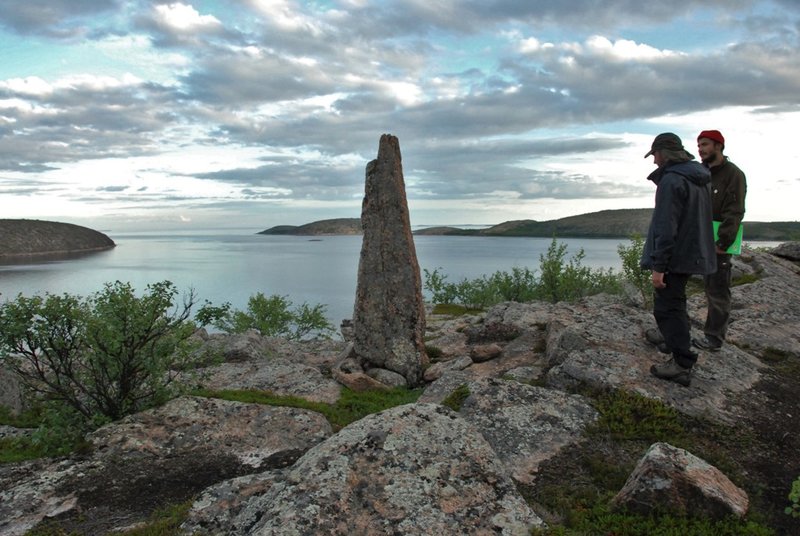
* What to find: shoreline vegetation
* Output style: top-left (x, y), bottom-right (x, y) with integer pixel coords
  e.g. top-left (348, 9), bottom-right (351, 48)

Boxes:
top-left (258, 209), bottom-right (800, 241)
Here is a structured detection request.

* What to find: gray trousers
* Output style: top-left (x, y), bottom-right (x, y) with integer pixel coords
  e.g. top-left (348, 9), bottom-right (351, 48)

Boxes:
top-left (703, 253), bottom-right (733, 341)
top-left (654, 272), bottom-right (697, 368)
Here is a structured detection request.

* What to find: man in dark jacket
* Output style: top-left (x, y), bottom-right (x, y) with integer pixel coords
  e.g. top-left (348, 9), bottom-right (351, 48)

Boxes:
top-left (640, 133), bottom-right (717, 386)
top-left (693, 130), bottom-right (747, 352)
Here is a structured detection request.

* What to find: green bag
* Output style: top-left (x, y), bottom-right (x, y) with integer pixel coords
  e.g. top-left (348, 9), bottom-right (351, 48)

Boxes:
top-left (712, 221), bottom-right (744, 255)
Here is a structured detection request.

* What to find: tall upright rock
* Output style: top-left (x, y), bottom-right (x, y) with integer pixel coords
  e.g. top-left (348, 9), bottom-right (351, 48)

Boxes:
top-left (352, 134), bottom-right (429, 386)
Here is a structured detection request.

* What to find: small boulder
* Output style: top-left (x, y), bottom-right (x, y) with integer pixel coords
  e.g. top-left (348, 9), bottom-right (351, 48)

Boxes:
top-left (611, 442), bottom-right (749, 519)
top-left (423, 355), bottom-right (473, 382)
top-left (771, 241), bottom-right (800, 262)
top-left (366, 367), bottom-right (408, 388)
top-left (471, 343), bottom-right (503, 363)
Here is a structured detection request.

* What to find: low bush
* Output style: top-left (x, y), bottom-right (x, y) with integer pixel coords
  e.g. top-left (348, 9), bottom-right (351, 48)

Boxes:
top-left (787, 476), bottom-right (800, 519)
top-left (617, 233), bottom-right (653, 308)
top-left (0, 281), bottom-right (200, 455)
top-left (195, 292), bottom-right (334, 339)
top-left (424, 237), bottom-right (622, 308)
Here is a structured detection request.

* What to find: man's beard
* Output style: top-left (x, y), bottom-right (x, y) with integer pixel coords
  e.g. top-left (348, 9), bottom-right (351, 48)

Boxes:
top-left (701, 153), bottom-right (718, 165)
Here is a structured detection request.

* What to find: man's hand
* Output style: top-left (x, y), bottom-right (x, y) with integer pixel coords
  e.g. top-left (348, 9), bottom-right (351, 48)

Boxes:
top-left (652, 270), bottom-right (666, 289)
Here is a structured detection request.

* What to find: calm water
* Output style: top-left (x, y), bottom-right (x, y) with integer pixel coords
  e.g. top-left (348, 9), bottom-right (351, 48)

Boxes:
top-left (0, 231), bottom-right (780, 328)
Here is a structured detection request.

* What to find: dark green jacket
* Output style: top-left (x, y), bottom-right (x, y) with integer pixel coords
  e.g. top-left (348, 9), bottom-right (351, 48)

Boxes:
top-left (710, 157), bottom-right (747, 251)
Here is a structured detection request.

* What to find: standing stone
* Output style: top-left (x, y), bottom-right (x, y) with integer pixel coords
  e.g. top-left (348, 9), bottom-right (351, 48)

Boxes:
top-left (352, 134), bottom-right (429, 386)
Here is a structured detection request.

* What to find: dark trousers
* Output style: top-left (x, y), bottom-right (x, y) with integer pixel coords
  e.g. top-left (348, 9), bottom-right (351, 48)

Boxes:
top-left (653, 272), bottom-right (697, 368)
top-left (703, 253), bottom-right (732, 341)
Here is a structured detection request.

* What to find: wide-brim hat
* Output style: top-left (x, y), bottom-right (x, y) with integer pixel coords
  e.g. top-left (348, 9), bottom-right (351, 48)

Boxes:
top-left (644, 132), bottom-right (685, 158)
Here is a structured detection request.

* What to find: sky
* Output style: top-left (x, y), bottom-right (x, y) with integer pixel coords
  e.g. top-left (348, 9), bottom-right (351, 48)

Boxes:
top-left (0, 1), bottom-right (798, 233)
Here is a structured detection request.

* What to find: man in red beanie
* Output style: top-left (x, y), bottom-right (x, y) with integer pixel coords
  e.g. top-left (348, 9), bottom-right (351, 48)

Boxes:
top-left (693, 130), bottom-right (747, 352)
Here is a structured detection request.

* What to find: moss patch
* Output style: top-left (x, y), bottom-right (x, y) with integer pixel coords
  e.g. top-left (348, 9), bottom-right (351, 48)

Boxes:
top-left (430, 303), bottom-right (483, 316)
top-left (441, 383), bottom-right (470, 412)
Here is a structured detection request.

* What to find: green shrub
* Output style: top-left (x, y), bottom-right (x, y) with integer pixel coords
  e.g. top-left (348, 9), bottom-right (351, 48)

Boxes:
top-left (487, 266), bottom-right (540, 302)
top-left (0, 281), bottom-right (199, 437)
top-left (196, 292), bottom-right (334, 340)
top-left (617, 234), bottom-right (653, 308)
top-left (423, 237), bottom-right (621, 307)
top-left (787, 476), bottom-right (800, 518)
top-left (0, 436), bottom-right (46, 463)
top-left (535, 238), bottom-right (620, 303)
top-left (0, 404), bottom-right (40, 428)
top-left (424, 267), bottom-right (460, 305)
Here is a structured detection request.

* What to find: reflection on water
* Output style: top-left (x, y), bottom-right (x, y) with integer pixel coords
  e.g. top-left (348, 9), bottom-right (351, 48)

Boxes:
top-left (0, 232), bottom-right (783, 328)
top-left (0, 247), bottom-right (116, 266)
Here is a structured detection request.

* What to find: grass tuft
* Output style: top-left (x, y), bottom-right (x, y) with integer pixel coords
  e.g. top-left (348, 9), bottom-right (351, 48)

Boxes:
top-left (530, 502), bottom-right (774, 535)
top-left (118, 501), bottom-right (193, 535)
top-left (425, 344), bottom-right (443, 360)
top-left (431, 303), bottom-right (482, 316)
top-left (732, 273), bottom-right (761, 286)
top-left (441, 383), bottom-right (471, 412)
top-left (587, 388), bottom-right (686, 443)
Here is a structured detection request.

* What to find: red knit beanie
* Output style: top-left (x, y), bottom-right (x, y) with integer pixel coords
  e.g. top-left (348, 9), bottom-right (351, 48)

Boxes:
top-left (698, 129), bottom-right (725, 146)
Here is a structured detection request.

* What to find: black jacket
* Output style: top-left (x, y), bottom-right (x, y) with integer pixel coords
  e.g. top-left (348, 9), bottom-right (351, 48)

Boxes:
top-left (640, 160), bottom-right (717, 275)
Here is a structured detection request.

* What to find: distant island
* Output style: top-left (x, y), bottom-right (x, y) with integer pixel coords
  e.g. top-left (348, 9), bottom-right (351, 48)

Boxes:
top-left (0, 219), bottom-right (116, 260)
top-left (260, 218), bottom-right (363, 236)
top-left (259, 209), bottom-right (800, 241)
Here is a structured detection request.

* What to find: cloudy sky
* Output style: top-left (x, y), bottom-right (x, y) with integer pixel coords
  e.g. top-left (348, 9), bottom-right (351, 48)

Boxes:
top-left (1, 0), bottom-right (798, 232)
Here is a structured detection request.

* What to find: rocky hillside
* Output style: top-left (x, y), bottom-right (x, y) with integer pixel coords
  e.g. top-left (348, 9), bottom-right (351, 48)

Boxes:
top-left (260, 210), bottom-right (800, 240)
top-left (474, 211), bottom-right (800, 240)
top-left (1, 243), bottom-right (799, 534)
top-left (0, 219), bottom-right (115, 259)
top-left (259, 218), bottom-right (362, 235)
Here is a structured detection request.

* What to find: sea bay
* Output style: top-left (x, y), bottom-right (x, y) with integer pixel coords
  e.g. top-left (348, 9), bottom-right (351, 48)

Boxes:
top-left (0, 230), bottom-right (781, 331)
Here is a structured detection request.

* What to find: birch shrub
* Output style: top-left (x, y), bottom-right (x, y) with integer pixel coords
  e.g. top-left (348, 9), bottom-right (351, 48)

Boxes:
top-left (424, 237), bottom-right (621, 307)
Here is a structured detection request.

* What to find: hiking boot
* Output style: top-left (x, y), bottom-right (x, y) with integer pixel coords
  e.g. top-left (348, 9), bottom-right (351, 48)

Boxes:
top-left (692, 335), bottom-right (722, 352)
top-left (645, 328), bottom-right (671, 354)
top-left (650, 358), bottom-right (692, 387)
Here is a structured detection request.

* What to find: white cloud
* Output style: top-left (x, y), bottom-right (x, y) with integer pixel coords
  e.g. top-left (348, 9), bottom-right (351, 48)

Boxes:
top-left (585, 35), bottom-right (681, 60)
top-left (153, 3), bottom-right (221, 31)
top-left (518, 36), bottom-right (555, 54)
top-left (0, 76), bottom-right (53, 96)
top-left (249, 0), bottom-right (324, 34)
top-left (54, 73), bottom-right (143, 91)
